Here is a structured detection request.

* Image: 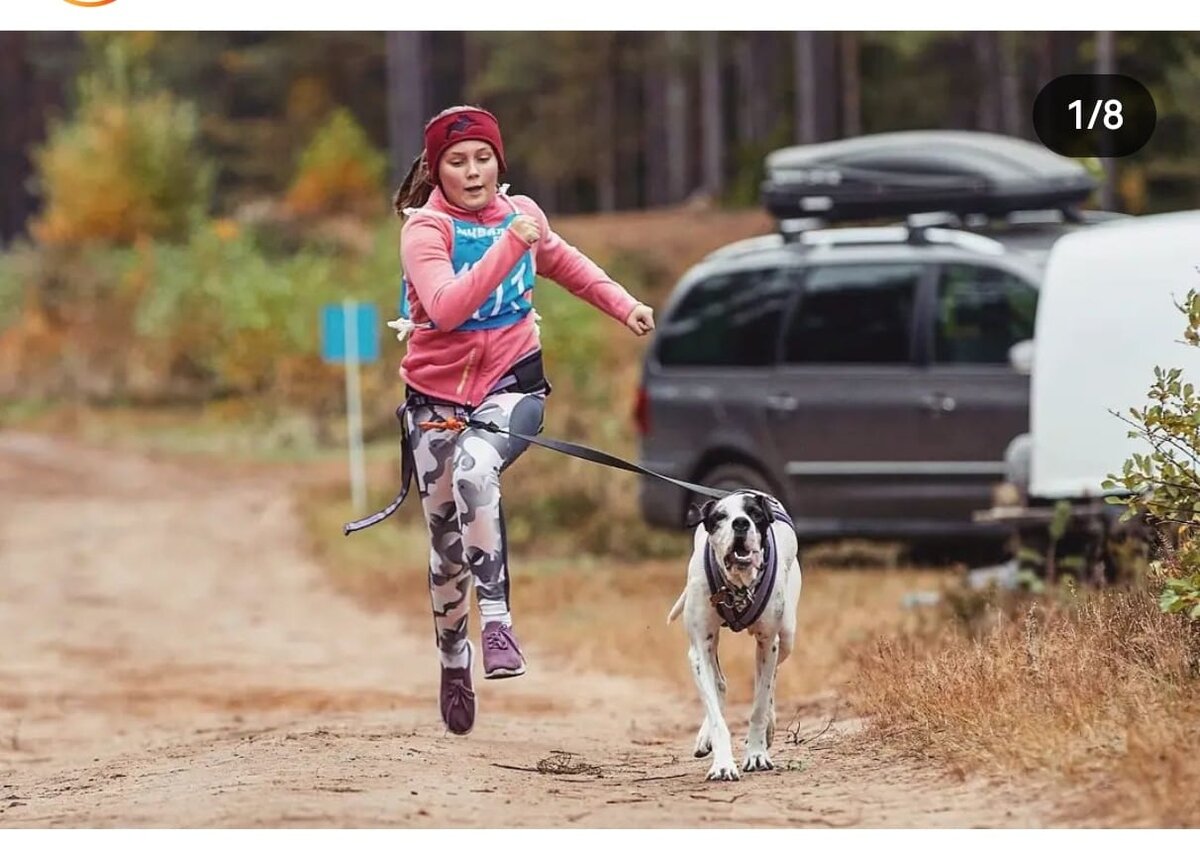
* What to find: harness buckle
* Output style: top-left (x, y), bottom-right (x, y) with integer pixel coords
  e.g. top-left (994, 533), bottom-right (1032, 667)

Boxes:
top-left (418, 417), bottom-right (468, 433)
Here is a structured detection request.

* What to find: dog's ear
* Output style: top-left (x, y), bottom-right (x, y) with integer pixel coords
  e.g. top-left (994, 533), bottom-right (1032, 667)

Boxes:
top-left (752, 493), bottom-right (775, 525)
top-left (685, 499), bottom-right (716, 529)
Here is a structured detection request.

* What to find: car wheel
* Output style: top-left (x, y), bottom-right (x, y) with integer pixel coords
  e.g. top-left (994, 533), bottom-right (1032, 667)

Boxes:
top-left (686, 463), bottom-right (778, 525)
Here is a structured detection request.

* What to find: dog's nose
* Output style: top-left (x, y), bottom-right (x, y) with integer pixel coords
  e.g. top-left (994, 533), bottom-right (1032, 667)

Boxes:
top-left (732, 517), bottom-right (750, 534)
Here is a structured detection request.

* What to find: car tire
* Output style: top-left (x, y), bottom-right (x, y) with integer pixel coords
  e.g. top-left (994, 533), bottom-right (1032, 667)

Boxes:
top-left (685, 463), bottom-right (778, 525)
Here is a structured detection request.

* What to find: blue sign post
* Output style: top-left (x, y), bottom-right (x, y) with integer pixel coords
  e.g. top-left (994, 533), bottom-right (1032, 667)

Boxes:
top-left (321, 300), bottom-right (379, 514)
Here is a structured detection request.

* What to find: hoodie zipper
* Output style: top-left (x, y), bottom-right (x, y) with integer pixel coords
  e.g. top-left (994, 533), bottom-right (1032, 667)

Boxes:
top-left (464, 328), bottom-right (491, 403)
top-left (456, 346), bottom-right (477, 399)
top-left (445, 194), bottom-right (499, 402)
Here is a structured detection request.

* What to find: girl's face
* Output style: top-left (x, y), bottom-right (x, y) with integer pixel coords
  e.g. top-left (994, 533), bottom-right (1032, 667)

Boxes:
top-left (438, 140), bottom-right (500, 211)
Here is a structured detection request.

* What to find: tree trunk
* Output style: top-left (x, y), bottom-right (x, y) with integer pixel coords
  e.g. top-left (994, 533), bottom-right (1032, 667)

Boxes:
top-left (385, 32), bottom-right (429, 186)
top-left (642, 34), bottom-right (669, 207)
top-left (795, 32), bottom-right (839, 143)
top-left (999, 32), bottom-right (1023, 136)
top-left (0, 32), bottom-right (59, 245)
top-left (736, 35), bottom-right (750, 146)
top-left (1095, 31), bottom-right (1118, 210)
top-left (665, 31), bottom-right (690, 203)
top-left (700, 31), bottom-right (724, 197)
top-left (1036, 32), bottom-right (1055, 89)
top-left (794, 31), bottom-right (818, 143)
top-left (428, 32), bottom-right (466, 111)
top-left (839, 32), bottom-right (862, 136)
top-left (974, 32), bottom-right (1001, 132)
top-left (743, 32), bottom-right (776, 145)
top-left (462, 33), bottom-right (484, 91)
top-left (815, 34), bottom-right (840, 141)
top-left (0, 32), bottom-right (30, 245)
top-left (596, 54), bottom-right (618, 212)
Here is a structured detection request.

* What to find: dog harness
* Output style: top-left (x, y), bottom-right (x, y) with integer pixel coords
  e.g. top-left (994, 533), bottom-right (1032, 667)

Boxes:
top-left (704, 493), bottom-right (795, 633)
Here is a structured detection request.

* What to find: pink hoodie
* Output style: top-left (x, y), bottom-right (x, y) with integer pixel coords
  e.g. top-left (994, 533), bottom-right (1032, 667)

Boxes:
top-left (398, 187), bottom-right (640, 407)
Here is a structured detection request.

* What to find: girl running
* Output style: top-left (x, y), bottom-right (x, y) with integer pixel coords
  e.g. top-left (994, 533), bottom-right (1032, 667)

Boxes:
top-left (388, 105), bottom-right (654, 735)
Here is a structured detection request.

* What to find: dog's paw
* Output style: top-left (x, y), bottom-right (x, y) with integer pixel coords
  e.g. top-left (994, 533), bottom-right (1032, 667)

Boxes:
top-left (741, 748), bottom-right (774, 773)
top-left (705, 757), bottom-right (741, 782)
top-left (693, 727), bottom-right (713, 758)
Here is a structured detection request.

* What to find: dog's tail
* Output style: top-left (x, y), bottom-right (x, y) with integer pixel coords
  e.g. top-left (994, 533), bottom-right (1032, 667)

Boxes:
top-left (666, 589), bottom-right (686, 624)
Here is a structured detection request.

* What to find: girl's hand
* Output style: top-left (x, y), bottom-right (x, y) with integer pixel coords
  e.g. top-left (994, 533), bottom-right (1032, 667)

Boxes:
top-left (509, 215), bottom-right (541, 246)
top-left (626, 303), bottom-right (655, 337)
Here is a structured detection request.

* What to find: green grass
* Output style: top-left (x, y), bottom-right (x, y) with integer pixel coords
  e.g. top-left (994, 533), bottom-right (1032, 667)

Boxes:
top-left (0, 397), bottom-right (401, 465)
top-left (0, 397), bottom-right (59, 427)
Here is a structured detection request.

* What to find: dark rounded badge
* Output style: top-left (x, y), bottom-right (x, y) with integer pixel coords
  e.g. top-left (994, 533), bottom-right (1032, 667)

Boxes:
top-left (1032, 74), bottom-right (1156, 158)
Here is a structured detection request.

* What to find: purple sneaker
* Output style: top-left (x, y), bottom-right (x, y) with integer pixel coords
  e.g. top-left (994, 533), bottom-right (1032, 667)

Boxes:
top-left (481, 621), bottom-right (526, 679)
top-left (439, 641), bottom-right (476, 735)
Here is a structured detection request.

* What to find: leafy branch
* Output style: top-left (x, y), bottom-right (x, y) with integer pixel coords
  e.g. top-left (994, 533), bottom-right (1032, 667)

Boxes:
top-left (1105, 287), bottom-right (1200, 620)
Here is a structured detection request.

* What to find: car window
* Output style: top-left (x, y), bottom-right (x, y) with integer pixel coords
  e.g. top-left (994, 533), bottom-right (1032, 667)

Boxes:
top-left (783, 263), bottom-right (921, 364)
top-left (657, 266), bottom-right (794, 367)
top-left (935, 264), bottom-right (1038, 365)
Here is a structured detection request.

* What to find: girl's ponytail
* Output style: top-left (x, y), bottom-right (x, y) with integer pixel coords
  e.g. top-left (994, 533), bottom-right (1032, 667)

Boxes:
top-left (393, 150), bottom-right (433, 216)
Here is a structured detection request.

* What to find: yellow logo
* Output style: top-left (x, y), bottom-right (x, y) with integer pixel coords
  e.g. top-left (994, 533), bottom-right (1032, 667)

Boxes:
top-left (64, 0), bottom-right (118, 6)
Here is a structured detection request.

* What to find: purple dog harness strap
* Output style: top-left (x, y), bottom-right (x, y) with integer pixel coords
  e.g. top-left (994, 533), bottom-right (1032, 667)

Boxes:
top-left (703, 493), bottom-right (794, 633)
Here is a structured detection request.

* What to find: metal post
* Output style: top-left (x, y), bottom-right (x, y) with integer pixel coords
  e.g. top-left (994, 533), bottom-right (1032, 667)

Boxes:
top-left (343, 299), bottom-right (367, 514)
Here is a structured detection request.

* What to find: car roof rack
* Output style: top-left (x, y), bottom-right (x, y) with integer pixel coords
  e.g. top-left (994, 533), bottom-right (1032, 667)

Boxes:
top-left (761, 130), bottom-right (1097, 224)
top-left (784, 214), bottom-right (1007, 257)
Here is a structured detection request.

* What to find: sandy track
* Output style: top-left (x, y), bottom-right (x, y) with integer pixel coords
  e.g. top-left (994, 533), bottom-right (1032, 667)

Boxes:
top-left (0, 431), bottom-right (1057, 827)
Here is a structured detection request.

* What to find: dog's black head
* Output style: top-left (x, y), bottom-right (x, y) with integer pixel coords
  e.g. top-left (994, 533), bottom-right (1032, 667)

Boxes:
top-left (686, 491), bottom-right (775, 586)
top-left (686, 492), bottom-right (774, 531)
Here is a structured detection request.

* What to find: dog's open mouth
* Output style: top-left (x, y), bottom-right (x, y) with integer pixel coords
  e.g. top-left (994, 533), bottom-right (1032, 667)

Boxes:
top-left (727, 549), bottom-right (754, 569)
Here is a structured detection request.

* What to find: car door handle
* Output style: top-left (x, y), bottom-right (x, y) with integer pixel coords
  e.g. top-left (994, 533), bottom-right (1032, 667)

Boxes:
top-left (921, 393), bottom-right (957, 414)
top-left (765, 393), bottom-right (800, 412)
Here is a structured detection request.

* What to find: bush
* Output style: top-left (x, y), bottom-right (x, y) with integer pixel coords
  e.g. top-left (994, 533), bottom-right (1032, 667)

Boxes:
top-left (285, 108), bottom-right (387, 218)
top-left (1107, 288), bottom-right (1200, 620)
top-left (0, 215), bottom-right (409, 412)
top-left (30, 39), bottom-right (213, 247)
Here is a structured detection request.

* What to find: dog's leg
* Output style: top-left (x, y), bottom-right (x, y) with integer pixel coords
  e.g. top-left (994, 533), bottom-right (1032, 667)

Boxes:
top-left (766, 643), bottom-right (777, 749)
top-left (688, 627), bottom-right (739, 781)
top-left (779, 559), bottom-right (801, 665)
top-left (768, 558), bottom-right (801, 750)
top-left (743, 633), bottom-right (780, 772)
top-left (693, 635), bottom-right (727, 758)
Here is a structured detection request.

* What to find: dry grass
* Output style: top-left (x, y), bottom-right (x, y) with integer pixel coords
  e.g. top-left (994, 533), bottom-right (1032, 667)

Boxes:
top-left (303, 481), bottom-right (947, 706)
top-left (848, 588), bottom-right (1200, 826)
top-left (553, 205), bottom-right (775, 302)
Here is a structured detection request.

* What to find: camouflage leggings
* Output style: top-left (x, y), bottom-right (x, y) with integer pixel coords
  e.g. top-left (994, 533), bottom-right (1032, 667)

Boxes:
top-left (403, 390), bottom-right (546, 662)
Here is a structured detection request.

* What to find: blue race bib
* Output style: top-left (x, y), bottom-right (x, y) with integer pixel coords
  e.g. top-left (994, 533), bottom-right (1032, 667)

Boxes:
top-left (400, 204), bottom-right (536, 332)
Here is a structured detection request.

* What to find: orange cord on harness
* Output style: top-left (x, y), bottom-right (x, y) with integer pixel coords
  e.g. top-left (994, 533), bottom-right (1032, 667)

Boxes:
top-left (418, 418), bottom-right (468, 433)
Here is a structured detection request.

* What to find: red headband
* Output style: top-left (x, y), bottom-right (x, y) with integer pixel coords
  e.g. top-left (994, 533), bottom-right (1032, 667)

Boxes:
top-left (424, 107), bottom-right (507, 186)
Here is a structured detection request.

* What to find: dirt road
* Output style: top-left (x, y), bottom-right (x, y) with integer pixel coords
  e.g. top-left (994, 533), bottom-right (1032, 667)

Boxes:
top-left (0, 431), bottom-right (1059, 827)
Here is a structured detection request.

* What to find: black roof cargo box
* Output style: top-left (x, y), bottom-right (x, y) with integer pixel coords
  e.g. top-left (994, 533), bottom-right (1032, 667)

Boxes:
top-left (761, 130), bottom-right (1096, 222)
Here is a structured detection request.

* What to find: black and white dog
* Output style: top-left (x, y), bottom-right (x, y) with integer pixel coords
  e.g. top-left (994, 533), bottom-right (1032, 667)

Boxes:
top-left (666, 490), bottom-right (802, 781)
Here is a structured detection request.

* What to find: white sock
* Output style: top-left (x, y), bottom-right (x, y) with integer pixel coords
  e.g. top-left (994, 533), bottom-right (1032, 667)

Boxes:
top-left (440, 641), bottom-right (469, 670)
top-left (479, 601), bottom-right (512, 628)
